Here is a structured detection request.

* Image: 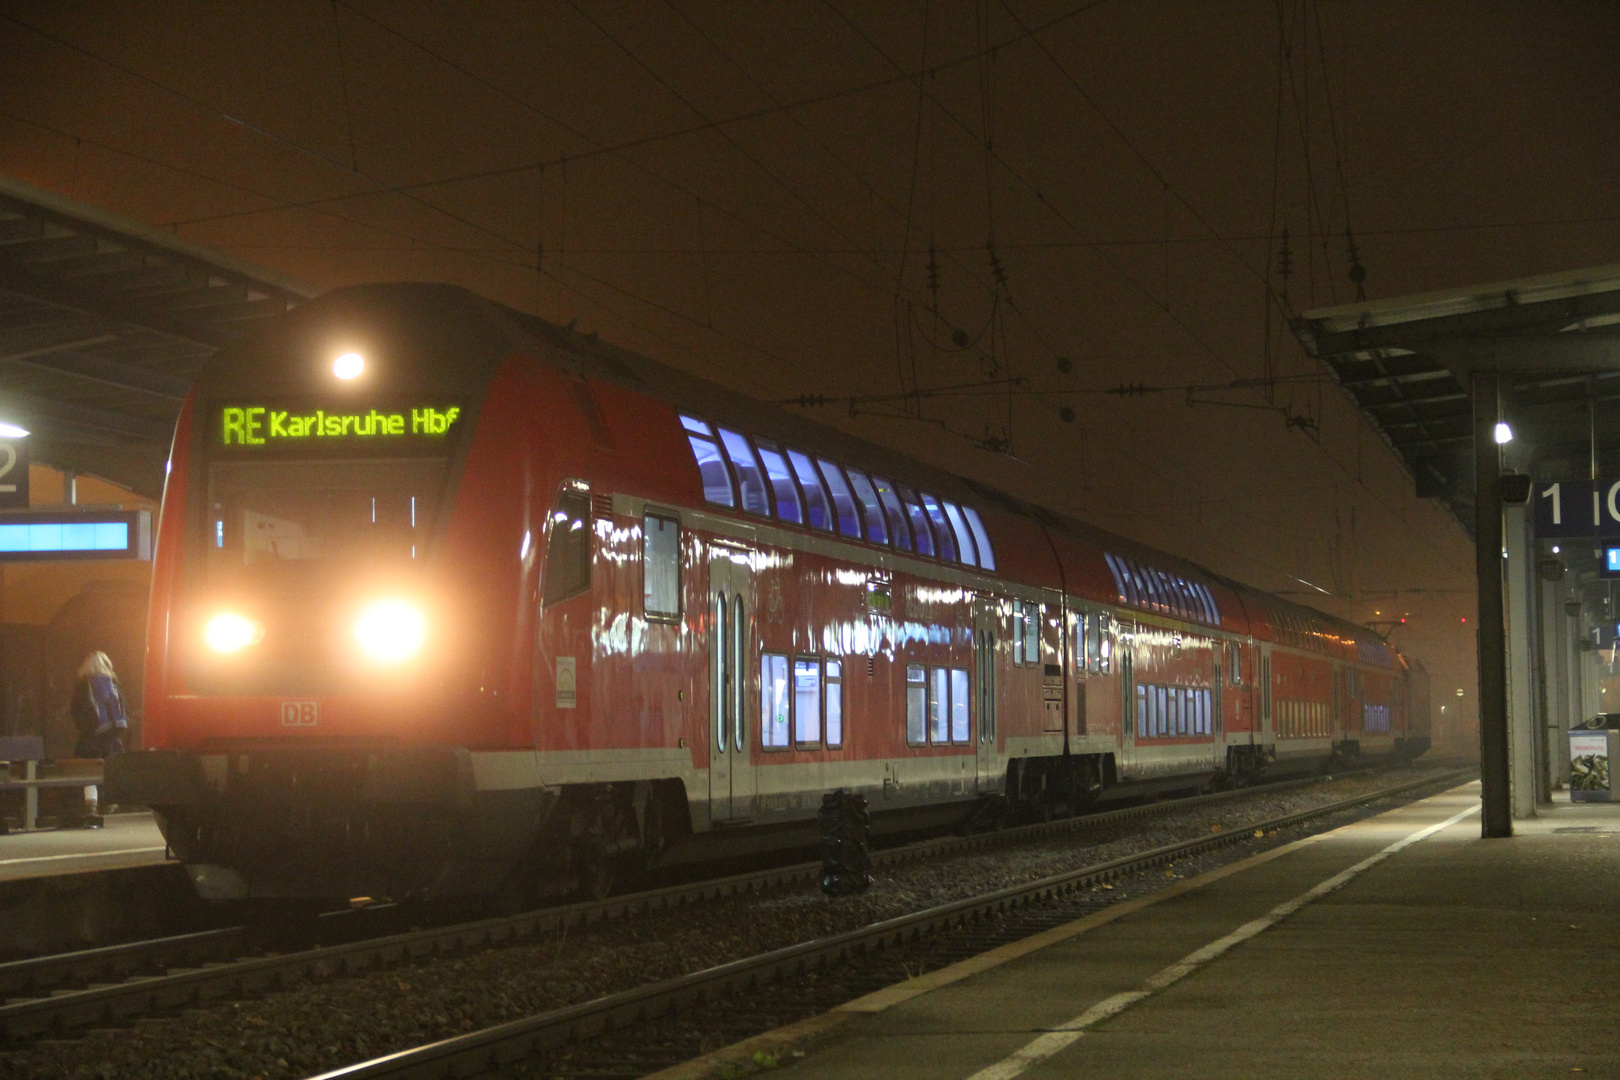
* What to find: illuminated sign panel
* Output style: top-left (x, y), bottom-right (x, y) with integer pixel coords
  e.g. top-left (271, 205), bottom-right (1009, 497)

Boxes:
top-left (0, 510), bottom-right (151, 562)
top-left (213, 402), bottom-right (463, 454)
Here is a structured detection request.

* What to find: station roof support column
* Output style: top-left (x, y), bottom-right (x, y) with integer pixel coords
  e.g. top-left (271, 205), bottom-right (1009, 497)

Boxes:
top-left (1474, 372), bottom-right (1511, 836)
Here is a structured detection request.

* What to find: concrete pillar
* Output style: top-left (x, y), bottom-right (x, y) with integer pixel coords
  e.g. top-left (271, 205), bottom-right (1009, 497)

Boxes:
top-left (1505, 503), bottom-right (1536, 818)
top-left (1541, 581), bottom-right (1570, 795)
top-left (1473, 373), bottom-right (1511, 837)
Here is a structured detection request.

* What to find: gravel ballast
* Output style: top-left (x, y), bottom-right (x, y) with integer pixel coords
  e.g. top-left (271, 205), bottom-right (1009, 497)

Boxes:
top-left (0, 763), bottom-right (1469, 1080)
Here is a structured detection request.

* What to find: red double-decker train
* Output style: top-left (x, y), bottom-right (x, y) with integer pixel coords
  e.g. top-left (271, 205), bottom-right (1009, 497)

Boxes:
top-left (108, 283), bottom-right (1429, 904)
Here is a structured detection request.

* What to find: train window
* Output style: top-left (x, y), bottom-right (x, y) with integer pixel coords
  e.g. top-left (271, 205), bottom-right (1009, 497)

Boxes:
top-left (794, 658), bottom-right (822, 746)
top-left (942, 502), bottom-right (977, 565)
top-left (895, 484), bottom-right (936, 556)
top-left (963, 508), bottom-right (996, 570)
top-left (786, 449), bottom-right (835, 532)
top-left (919, 493), bottom-right (957, 561)
top-left (681, 416), bottom-right (736, 508)
top-left (871, 476), bottom-right (912, 551)
top-left (825, 660), bottom-right (843, 746)
top-left (816, 459), bottom-right (863, 539)
top-left (1024, 602), bottom-right (1040, 666)
top-left (718, 428), bottom-right (771, 517)
top-left (951, 668), bottom-right (970, 742)
top-left (643, 514), bottom-right (680, 619)
top-left (1012, 602), bottom-right (1025, 664)
top-left (906, 665), bottom-right (927, 745)
top-left (754, 440), bottom-right (804, 525)
top-left (1152, 570), bottom-right (1173, 614)
top-left (1170, 577), bottom-right (1194, 621)
top-left (1226, 642), bottom-right (1241, 684)
top-left (843, 468), bottom-right (890, 545)
top-left (543, 491), bottom-right (592, 606)
top-left (929, 667), bottom-right (949, 743)
top-left (207, 459), bottom-right (446, 573)
top-left (761, 652), bottom-right (790, 748)
top-left (1097, 613), bottom-right (1112, 674)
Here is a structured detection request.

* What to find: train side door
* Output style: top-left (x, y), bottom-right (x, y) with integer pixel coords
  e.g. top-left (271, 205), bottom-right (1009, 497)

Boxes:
top-left (708, 551), bottom-right (756, 822)
top-left (973, 597), bottom-right (1000, 793)
top-left (1212, 642), bottom-right (1225, 769)
top-left (1258, 645), bottom-right (1273, 747)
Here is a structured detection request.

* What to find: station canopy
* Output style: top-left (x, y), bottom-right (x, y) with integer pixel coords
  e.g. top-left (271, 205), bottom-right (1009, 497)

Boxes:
top-left (0, 174), bottom-right (312, 498)
top-left (1292, 264), bottom-right (1620, 534)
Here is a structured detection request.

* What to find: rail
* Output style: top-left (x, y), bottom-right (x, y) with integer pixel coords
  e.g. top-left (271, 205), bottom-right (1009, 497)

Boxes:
top-left (0, 766), bottom-right (1458, 1045)
top-left (301, 767), bottom-right (1474, 1079)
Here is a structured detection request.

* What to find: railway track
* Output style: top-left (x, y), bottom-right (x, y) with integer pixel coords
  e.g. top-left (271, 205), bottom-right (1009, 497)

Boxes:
top-left (295, 765), bottom-right (1471, 1080)
top-left (0, 766), bottom-right (1459, 1048)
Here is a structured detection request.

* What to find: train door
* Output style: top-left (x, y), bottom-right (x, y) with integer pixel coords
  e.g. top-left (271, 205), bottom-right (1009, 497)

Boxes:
top-left (1212, 642), bottom-right (1225, 768)
top-left (973, 597), bottom-right (1000, 792)
top-left (708, 551), bottom-right (756, 822)
top-left (1258, 645), bottom-right (1273, 747)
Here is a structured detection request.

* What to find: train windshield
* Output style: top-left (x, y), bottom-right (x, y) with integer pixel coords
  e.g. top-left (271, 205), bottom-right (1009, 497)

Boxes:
top-left (206, 458), bottom-right (446, 577)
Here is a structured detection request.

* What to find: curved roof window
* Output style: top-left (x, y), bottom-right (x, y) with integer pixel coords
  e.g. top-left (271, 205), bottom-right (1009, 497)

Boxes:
top-left (680, 415), bottom-right (735, 508)
top-left (871, 477), bottom-right (913, 551)
top-left (963, 507), bottom-right (996, 570)
top-left (919, 494), bottom-right (958, 562)
top-left (785, 449), bottom-right (834, 532)
top-left (943, 502), bottom-right (977, 566)
top-left (717, 428), bottom-right (770, 517)
top-left (842, 468), bottom-right (889, 545)
top-left (815, 458), bottom-right (863, 539)
top-left (896, 484), bottom-right (936, 557)
top-left (754, 440), bottom-right (803, 526)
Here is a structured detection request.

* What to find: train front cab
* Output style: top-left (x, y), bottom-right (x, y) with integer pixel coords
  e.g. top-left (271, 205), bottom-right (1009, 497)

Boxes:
top-left (109, 287), bottom-right (562, 903)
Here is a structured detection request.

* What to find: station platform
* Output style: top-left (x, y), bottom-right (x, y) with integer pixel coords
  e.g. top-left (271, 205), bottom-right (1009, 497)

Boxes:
top-left (675, 782), bottom-right (1620, 1080)
top-left (0, 811), bottom-right (167, 882)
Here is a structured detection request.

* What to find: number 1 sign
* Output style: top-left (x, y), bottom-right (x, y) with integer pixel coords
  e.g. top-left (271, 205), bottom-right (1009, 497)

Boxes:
top-left (1534, 479), bottom-right (1620, 538)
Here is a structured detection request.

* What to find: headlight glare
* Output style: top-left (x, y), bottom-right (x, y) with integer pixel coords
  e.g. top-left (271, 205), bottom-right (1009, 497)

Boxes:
top-left (205, 612), bottom-right (263, 654)
top-left (354, 599), bottom-right (427, 664)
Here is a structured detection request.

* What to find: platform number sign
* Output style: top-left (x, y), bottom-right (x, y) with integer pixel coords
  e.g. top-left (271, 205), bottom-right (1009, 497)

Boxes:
top-left (0, 437), bottom-right (28, 510)
top-left (1533, 479), bottom-right (1620, 538)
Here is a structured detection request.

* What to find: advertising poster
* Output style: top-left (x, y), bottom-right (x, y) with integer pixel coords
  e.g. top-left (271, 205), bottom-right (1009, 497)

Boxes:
top-left (1570, 732), bottom-right (1610, 796)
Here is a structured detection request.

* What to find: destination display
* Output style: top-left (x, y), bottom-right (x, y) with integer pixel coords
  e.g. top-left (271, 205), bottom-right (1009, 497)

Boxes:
top-left (213, 401), bottom-right (463, 454)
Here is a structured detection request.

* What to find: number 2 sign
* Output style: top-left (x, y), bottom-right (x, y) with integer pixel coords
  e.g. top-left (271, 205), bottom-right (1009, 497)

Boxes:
top-left (0, 439), bottom-right (29, 510)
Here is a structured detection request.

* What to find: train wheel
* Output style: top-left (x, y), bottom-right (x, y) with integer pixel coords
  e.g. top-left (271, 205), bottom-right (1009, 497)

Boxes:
top-left (579, 849), bottom-right (615, 901)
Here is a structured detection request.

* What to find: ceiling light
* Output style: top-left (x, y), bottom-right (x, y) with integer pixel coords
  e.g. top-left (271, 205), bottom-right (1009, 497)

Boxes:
top-left (1493, 421), bottom-right (1513, 444)
top-left (0, 423), bottom-right (29, 439)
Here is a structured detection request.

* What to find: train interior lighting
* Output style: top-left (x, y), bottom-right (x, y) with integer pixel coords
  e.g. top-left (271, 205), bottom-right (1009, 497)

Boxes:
top-left (204, 611), bottom-right (263, 653)
top-left (333, 352), bottom-right (365, 380)
top-left (353, 598), bottom-right (427, 663)
top-left (676, 413), bottom-right (997, 570)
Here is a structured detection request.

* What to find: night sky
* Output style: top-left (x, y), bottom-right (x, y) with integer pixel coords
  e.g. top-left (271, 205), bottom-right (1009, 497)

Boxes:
top-left (5, 1), bottom-right (1618, 732)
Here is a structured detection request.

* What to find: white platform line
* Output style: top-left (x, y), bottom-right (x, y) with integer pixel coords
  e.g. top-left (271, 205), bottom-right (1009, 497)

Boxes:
top-left (0, 846), bottom-right (167, 868)
top-left (963, 802), bottom-right (1482, 1080)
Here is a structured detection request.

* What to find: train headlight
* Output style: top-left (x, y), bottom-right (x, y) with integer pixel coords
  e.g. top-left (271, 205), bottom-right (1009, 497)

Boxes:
top-left (204, 612), bottom-right (263, 654)
top-left (353, 599), bottom-right (427, 664)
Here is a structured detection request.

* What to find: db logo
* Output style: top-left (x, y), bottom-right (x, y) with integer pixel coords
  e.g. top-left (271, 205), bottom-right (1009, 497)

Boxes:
top-left (280, 701), bottom-right (319, 727)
